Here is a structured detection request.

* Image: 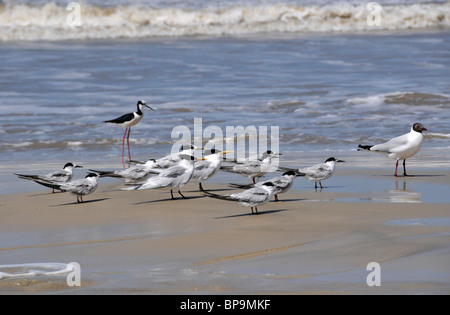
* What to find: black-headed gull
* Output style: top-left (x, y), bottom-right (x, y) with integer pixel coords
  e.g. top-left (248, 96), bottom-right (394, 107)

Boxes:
top-left (358, 122), bottom-right (427, 177)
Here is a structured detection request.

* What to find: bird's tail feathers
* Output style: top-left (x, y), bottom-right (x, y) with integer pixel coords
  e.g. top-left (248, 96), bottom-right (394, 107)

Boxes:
top-left (127, 159), bottom-right (145, 165)
top-left (33, 179), bottom-right (64, 190)
top-left (277, 167), bottom-right (305, 177)
top-left (228, 183), bottom-right (253, 189)
top-left (200, 186), bottom-right (235, 202)
top-left (14, 173), bottom-right (39, 180)
top-left (88, 169), bottom-right (116, 177)
top-left (358, 144), bottom-right (373, 151)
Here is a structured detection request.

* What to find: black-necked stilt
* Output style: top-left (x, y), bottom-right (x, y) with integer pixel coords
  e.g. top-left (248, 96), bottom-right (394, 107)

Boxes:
top-left (14, 162), bottom-right (83, 193)
top-left (201, 182), bottom-right (276, 215)
top-left (104, 100), bottom-right (155, 167)
top-left (122, 154), bottom-right (196, 200)
top-left (358, 122), bottom-right (427, 177)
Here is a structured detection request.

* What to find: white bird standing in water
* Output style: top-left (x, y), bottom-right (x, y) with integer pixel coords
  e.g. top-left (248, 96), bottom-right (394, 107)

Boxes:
top-left (358, 122), bottom-right (427, 177)
top-left (104, 100), bottom-right (155, 167)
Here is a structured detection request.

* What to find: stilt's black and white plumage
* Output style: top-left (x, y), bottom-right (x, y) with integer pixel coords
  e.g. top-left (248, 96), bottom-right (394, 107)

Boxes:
top-left (104, 100), bottom-right (155, 167)
top-left (358, 122), bottom-right (427, 177)
top-left (201, 182), bottom-right (276, 215)
top-left (14, 162), bottom-right (83, 193)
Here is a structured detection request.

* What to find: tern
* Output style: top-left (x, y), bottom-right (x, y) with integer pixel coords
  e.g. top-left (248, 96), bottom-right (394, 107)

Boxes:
top-left (89, 159), bottom-right (157, 183)
top-left (358, 122), bottom-right (427, 177)
top-left (201, 182), bottom-right (276, 215)
top-left (14, 162), bottom-right (83, 193)
top-left (229, 170), bottom-right (298, 202)
top-left (122, 154), bottom-right (196, 200)
top-left (280, 157), bottom-right (344, 190)
top-left (191, 149), bottom-right (234, 191)
top-left (36, 173), bottom-right (100, 203)
top-left (220, 150), bottom-right (281, 184)
top-left (104, 100), bottom-right (155, 167)
top-left (152, 145), bottom-right (204, 169)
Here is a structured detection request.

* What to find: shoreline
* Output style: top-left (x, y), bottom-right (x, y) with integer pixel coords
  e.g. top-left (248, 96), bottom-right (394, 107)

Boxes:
top-left (0, 167), bottom-right (449, 294)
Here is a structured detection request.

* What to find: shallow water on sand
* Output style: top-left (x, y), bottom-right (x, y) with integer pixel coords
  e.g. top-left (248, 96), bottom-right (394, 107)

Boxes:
top-left (1, 30), bottom-right (449, 195)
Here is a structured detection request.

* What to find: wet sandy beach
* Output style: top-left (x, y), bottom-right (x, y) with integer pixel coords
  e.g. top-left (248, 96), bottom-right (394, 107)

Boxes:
top-left (1, 167), bottom-right (449, 295)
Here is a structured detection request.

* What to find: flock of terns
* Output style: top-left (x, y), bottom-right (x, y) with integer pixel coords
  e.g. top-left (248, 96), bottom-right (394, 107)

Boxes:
top-left (14, 101), bottom-right (428, 214)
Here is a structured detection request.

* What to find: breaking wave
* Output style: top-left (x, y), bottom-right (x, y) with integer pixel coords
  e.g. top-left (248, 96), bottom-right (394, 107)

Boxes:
top-left (0, 2), bottom-right (449, 41)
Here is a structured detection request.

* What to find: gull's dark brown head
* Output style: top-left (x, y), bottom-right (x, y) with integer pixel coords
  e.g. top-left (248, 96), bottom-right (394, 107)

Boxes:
top-left (413, 123), bottom-right (427, 133)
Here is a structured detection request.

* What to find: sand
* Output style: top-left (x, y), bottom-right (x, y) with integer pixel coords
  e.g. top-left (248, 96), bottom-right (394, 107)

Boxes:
top-left (0, 167), bottom-right (449, 295)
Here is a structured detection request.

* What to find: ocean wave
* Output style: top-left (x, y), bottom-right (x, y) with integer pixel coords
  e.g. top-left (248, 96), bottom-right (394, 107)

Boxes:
top-left (425, 132), bottom-right (450, 139)
top-left (346, 91), bottom-right (450, 109)
top-left (0, 2), bottom-right (449, 40)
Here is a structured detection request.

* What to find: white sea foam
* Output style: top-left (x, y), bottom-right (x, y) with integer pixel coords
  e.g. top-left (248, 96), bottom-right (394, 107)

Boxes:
top-left (426, 132), bottom-right (450, 139)
top-left (0, 2), bottom-right (449, 41)
top-left (346, 91), bottom-right (450, 108)
top-left (0, 262), bottom-right (75, 280)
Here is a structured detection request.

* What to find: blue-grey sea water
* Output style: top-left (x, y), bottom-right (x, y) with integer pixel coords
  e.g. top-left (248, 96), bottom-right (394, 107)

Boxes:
top-left (0, 0), bottom-right (449, 194)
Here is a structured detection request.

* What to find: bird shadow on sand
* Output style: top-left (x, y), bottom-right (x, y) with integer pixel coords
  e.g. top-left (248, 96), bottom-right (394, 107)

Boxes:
top-left (51, 198), bottom-right (110, 207)
top-left (133, 195), bottom-right (205, 205)
top-left (272, 198), bottom-right (307, 202)
top-left (186, 188), bottom-right (235, 193)
top-left (29, 191), bottom-right (66, 197)
top-left (214, 209), bottom-right (287, 219)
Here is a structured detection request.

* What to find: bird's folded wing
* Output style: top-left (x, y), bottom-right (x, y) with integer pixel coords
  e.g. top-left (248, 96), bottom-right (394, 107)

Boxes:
top-left (370, 133), bottom-right (408, 153)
